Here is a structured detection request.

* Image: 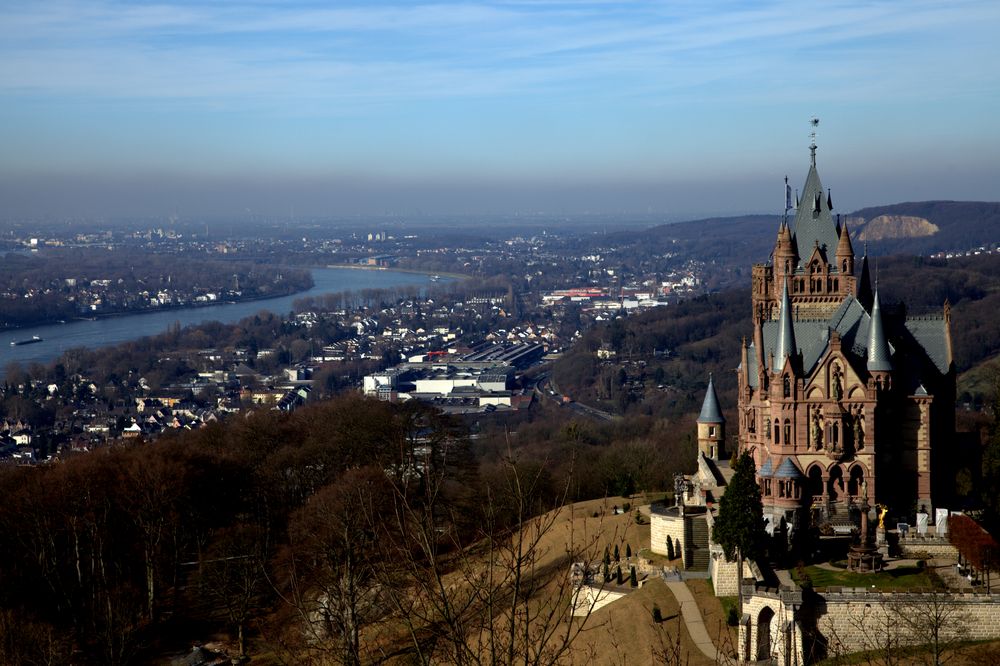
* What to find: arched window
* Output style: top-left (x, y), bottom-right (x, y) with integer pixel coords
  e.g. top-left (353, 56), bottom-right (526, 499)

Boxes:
top-left (784, 419), bottom-right (792, 445)
top-left (842, 260), bottom-right (848, 272)
top-left (774, 422), bottom-right (780, 444)
top-left (807, 465), bottom-right (823, 499)
top-left (783, 376), bottom-right (791, 398)
top-left (832, 423), bottom-right (839, 446)
top-left (765, 418), bottom-right (771, 439)
top-left (848, 465), bottom-right (865, 497)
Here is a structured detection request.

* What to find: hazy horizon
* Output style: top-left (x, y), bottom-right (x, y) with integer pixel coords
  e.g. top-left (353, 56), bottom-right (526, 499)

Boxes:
top-left (3, 1), bottom-right (999, 220)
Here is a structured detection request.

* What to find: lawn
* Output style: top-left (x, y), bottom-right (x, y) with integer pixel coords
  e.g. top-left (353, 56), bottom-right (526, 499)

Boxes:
top-left (790, 564), bottom-right (944, 591)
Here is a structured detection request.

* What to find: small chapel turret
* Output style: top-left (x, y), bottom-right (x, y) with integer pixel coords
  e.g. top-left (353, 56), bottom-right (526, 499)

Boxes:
top-left (697, 374), bottom-right (725, 460)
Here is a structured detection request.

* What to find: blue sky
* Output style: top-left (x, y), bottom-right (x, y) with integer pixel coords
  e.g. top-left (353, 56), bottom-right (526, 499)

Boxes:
top-left (1, 0), bottom-right (999, 219)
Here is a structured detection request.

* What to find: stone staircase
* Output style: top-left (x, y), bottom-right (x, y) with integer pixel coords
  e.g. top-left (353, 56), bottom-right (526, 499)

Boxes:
top-left (826, 503), bottom-right (857, 535)
top-left (687, 514), bottom-right (711, 571)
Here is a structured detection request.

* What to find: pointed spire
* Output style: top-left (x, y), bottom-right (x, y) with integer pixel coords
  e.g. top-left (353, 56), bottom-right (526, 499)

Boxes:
top-left (697, 374), bottom-right (724, 424)
top-left (867, 289), bottom-right (892, 372)
top-left (836, 219), bottom-right (854, 263)
top-left (773, 282), bottom-right (796, 373)
top-left (857, 246), bottom-right (874, 310)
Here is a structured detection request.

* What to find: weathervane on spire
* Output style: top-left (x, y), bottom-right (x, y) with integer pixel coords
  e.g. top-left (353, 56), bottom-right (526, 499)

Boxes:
top-left (810, 116), bottom-right (819, 166)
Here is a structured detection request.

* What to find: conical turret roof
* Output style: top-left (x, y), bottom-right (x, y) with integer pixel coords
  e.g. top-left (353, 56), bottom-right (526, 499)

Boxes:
top-left (867, 289), bottom-right (892, 372)
top-left (836, 220), bottom-right (854, 259)
top-left (773, 282), bottom-right (797, 372)
top-left (697, 374), bottom-right (724, 424)
top-left (857, 251), bottom-right (874, 310)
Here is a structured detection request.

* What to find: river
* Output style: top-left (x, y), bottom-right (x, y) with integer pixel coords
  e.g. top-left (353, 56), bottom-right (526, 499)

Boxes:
top-left (0, 267), bottom-right (448, 374)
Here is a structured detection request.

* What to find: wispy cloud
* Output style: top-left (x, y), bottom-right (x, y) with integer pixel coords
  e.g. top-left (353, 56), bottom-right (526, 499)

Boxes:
top-left (2, 0), bottom-right (998, 108)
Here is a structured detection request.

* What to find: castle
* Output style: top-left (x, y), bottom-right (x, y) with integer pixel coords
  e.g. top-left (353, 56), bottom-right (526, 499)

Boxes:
top-left (734, 140), bottom-right (955, 533)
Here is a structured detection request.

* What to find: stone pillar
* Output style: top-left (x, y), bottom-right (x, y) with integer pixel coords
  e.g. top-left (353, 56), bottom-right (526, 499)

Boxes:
top-left (915, 397), bottom-right (934, 514)
top-left (739, 614), bottom-right (751, 663)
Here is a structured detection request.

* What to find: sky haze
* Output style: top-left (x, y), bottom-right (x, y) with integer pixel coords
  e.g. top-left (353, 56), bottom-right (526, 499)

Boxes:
top-left (2, 1), bottom-right (998, 219)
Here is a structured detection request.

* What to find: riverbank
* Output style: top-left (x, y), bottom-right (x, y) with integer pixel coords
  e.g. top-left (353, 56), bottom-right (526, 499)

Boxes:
top-left (0, 267), bottom-right (449, 376)
top-left (0, 283), bottom-right (313, 332)
top-left (322, 263), bottom-right (470, 281)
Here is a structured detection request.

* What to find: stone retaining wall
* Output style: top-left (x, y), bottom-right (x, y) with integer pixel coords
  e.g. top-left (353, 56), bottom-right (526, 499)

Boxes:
top-left (811, 589), bottom-right (1000, 658)
top-left (740, 585), bottom-right (1000, 663)
top-left (896, 536), bottom-right (958, 559)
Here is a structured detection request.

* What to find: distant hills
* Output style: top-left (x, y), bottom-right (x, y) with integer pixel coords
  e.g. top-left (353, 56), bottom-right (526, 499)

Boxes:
top-left (633, 201), bottom-right (1000, 263)
top-left (845, 201), bottom-right (1000, 255)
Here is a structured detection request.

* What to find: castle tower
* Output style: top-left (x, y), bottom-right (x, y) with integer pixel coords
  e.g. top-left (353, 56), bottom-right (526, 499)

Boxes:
top-left (697, 374), bottom-right (725, 460)
top-left (737, 127), bottom-right (955, 532)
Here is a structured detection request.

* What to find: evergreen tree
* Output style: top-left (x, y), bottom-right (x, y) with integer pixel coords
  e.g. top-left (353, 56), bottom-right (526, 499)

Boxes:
top-left (666, 536), bottom-right (675, 560)
top-left (603, 546), bottom-right (611, 568)
top-left (626, 543), bottom-right (632, 559)
top-left (613, 544), bottom-right (620, 561)
top-left (629, 565), bottom-right (638, 587)
top-left (712, 450), bottom-right (766, 615)
top-left (616, 565), bottom-right (623, 585)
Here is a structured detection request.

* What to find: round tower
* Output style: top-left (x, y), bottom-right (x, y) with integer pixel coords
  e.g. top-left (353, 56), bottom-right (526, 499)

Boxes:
top-left (697, 374), bottom-right (725, 460)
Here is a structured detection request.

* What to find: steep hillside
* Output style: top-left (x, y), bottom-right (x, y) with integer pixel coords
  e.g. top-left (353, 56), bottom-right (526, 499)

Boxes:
top-left (847, 201), bottom-right (1000, 255)
top-left (854, 214), bottom-right (939, 241)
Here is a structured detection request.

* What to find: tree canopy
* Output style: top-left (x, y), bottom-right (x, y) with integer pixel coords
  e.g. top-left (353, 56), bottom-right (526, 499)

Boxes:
top-left (712, 450), bottom-right (766, 564)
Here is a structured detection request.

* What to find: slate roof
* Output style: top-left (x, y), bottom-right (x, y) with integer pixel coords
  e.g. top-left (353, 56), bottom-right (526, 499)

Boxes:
top-left (743, 294), bottom-right (949, 388)
top-left (867, 291), bottom-right (893, 372)
top-left (697, 374), bottom-right (724, 423)
top-left (789, 156), bottom-right (841, 268)
top-left (775, 457), bottom-right (804, 479)
top-left (759, 457), bottom-right (774, 477)
top-left (773, 283), bottom-right (797, 372)
top-left (740, 148), bottom-right (950, 390)
top-left (904, 316), bottom-right (951, 374)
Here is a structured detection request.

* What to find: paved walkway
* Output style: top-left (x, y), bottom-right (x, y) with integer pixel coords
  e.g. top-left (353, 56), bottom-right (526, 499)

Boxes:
top-left (665, 580), bottom-right (720, 662)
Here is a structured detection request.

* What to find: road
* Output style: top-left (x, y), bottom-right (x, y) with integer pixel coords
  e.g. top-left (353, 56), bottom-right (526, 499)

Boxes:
top-left (532, 372), bottom-right (620, 422)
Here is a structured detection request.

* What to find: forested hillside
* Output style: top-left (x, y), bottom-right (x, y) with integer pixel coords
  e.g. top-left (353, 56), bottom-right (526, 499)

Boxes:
top-left (0, 394), bottom-right (693, 663)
